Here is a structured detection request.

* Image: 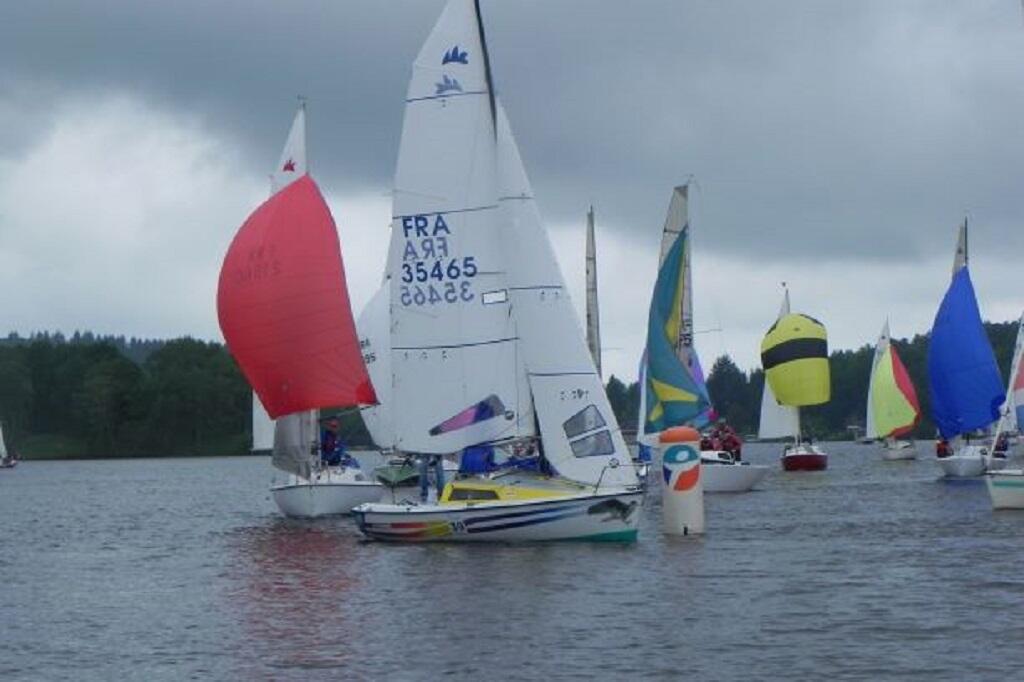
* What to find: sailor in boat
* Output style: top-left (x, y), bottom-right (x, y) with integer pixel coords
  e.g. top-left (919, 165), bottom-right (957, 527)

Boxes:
top-left (936, 438), bottom-right (952, 458)
top-left (416, 454), bottom-right (447, 502)
top-left (320, 418), bottom-right (360, 470)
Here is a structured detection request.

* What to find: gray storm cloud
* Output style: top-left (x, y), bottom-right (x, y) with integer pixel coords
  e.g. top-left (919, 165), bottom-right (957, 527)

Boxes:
top-left (1, 1), bottom-right (1023, 378)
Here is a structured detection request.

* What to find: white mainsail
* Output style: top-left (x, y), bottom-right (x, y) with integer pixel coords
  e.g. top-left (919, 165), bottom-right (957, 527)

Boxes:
top-left (585, 206), bottom-right (602, 377)
top-left (497, 102), bottom-right (636, 489)
top-left (387, 0), bottom-right (533, 453)
top-left (952, 218), bottom-right (967, 276)
top-left (272, 409), bottom-right (317, 480)
top-left (252, 104), bottom-right (309, 456)
top-left (252, 398), bottom-right (274, 452)
top-left (864, 320), bottom-right (890, 439)
top-left (758, 290), bottom-right (800, 439)
top-left (0, 424), bottom-right (7, 459)
top-left (995, 312), bottom-right (1024, 436)
top-left (357, 283), bottom-right (396, 451)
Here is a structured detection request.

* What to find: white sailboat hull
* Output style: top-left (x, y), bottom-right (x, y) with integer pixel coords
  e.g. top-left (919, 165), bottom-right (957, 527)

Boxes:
top-left (353, 490), bottom-right (643, 542)
top-left (986, 469), bottom-right (1024, 509)
top-left (880, 440), bottom-right (916, 460)
top-left (271, 468), bottom-right (384, 518)
top-left (936, 445), bottom-right (1008, 478)
top-left (699, 451), bottom-right (769, 492)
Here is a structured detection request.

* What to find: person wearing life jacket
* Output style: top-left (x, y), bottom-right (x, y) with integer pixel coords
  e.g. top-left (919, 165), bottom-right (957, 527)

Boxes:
top-left (935, 438), bottom-right (952, 458)
top-left (321, 418), bottom-right (343, 466)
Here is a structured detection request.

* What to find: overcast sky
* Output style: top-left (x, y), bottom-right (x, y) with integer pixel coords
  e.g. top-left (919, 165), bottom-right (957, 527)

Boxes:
top-left (2, 1), bottom-right (1023, 381)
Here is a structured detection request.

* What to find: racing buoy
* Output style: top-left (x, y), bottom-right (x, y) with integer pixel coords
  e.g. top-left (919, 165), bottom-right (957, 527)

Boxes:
top-left (660, 426), bottom-right (704, 535)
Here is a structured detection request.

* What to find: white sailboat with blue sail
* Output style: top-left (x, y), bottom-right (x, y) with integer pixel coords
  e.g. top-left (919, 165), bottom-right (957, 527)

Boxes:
top-left (637, 185), bottom-right (768, 493)
top-left (930, 219), bottom-right (1008, 478)
top-left (352, 0), bottom-right (642, 542)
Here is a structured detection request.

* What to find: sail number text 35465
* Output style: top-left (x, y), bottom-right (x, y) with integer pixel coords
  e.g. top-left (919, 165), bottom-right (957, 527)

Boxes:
top-left (398, 213), bottom-right (477, 307)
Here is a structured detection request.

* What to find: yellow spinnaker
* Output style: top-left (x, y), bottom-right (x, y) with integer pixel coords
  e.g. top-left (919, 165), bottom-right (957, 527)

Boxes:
top-left (761, 313), bottom-right (830, 407)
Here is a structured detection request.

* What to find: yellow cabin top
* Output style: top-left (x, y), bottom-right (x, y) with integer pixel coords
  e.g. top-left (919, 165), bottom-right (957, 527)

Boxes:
top-left (440, 477), bottom-right (584, 505)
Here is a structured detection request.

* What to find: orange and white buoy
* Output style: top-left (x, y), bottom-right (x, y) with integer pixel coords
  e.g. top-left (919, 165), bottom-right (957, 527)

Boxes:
top-left (660, 426), bottom-right (704, 535)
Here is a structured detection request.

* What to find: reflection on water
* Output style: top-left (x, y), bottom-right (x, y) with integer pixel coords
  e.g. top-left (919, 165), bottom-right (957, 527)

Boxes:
top-left (225, 520), bottom-right (361, 673)
top-left (4, 448), bottom-right (1024, 679)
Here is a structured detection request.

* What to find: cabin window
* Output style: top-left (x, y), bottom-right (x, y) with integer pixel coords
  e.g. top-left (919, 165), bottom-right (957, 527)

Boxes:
top-left (448, 487), bottom-right (500, 501)
top-left (562, 405), bottom-right (606, 440)
top-left (569, 430), bottom-right (615, 458)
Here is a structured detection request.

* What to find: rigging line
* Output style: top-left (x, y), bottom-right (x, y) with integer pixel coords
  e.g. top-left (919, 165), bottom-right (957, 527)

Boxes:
top-left (474, 0), bottom-right (498, 136)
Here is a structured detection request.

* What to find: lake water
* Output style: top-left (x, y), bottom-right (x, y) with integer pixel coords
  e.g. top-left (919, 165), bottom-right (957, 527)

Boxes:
top-left (2, 442), bottom-right (1023, 680)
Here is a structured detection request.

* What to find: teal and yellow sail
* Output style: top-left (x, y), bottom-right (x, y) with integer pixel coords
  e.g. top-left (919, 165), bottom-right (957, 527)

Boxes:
top-left (760, 313), bottom-right (830, 407)
top-left (642, 223), bottom-right (711, 434)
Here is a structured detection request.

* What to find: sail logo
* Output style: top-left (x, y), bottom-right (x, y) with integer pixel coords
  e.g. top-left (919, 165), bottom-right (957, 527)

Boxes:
top-left (442, 45), bottom-right (468, 65)
top-left (282, 158), bottom-right (296, 172)
top-left (435, 75), bottom-right (463, 95)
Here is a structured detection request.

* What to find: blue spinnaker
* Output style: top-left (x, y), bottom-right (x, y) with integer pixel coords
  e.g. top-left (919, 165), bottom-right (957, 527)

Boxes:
top-left (927, 267), bottom-right (1005, 439)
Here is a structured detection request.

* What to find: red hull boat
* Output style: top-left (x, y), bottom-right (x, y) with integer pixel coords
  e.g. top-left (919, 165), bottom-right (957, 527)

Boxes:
top-left (781, 445), bottom-right (828, 471)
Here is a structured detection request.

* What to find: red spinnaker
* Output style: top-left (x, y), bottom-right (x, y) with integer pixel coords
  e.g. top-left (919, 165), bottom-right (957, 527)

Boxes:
top-left (217, 174), bottom-right (377, 418)
top-left (890, 345), bottom-right (920, 437)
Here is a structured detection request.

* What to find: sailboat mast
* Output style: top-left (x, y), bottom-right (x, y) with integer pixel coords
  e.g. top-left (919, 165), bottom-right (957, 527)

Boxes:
top-left (473, 0), bottom-right (497, 134)
top-left (585, 206), bottom-right (602, 377)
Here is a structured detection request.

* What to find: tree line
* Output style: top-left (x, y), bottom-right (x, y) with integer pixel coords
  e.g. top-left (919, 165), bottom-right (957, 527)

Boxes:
top-left (607, 319), bottom-right (1020, 440)
top-left (1, 320), bottom-right (1018, 457)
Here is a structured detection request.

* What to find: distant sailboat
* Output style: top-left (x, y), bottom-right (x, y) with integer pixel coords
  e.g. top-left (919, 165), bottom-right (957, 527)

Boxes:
top-left (865, 321), bottom-right (921, 460)
top-left (638, 184), bottom-right (767, 492)
top-left (929, 219), bottom-right (1007, 478)
top-left (986, 312), bottom-right (1024, 508)
top-left (217, 102), bottom-right (382, 517)
top-left (0, 423), bottom-right (16, 469)
top-left (759, 287), bottom-right (831, 471)
top-left (352, 0), bottom-right (642, 542)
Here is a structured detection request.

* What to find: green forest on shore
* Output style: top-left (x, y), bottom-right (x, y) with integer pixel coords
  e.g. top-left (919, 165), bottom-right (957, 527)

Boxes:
top-left (1, 321), bottom-right (1019, 458)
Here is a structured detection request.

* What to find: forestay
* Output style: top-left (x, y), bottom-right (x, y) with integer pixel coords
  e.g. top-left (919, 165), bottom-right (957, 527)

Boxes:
top-left (497, 103), bottom-right (636, 489)
top-left (387, 0), bottom-right (532, 453)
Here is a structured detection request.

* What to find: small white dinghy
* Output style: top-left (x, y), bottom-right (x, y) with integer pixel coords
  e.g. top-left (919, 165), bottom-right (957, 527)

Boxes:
top-left (700, 450), bottom-right (768, 493)
top-left (986, 469), bottom-right (1024, 509)
top-left (880, 438), bottom-right (916, 461)
top-left (937, 443), bottom-right (1006, 478)
top-left (272, 465), bottom-right (383, 518)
